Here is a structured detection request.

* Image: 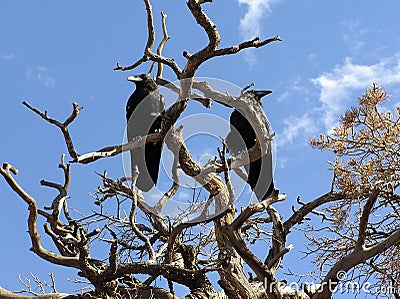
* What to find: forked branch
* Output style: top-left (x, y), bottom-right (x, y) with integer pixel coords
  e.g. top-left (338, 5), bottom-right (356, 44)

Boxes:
top-left (0, 163), bottom-right (79, 268)
top-left (148, 12), bottom-right (170, 78)
top-left (115, 0), bottom-right (281, 85)
top-left (23, 101), bottom-right (81, 160)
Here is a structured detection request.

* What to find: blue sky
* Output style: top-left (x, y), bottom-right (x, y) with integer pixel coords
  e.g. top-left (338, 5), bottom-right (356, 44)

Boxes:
top-left (1, 0), bottom-right (400, 297)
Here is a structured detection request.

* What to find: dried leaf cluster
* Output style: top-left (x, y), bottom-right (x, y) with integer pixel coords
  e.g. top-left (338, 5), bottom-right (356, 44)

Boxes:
top-left (309, 84), bottom-right (400, 294)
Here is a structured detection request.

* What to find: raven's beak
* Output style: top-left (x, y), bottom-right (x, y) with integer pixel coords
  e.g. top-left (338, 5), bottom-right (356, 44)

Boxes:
top-left (254, 90), bottom-right (272, 99)
top-left (127, 75), bottom-right (143, 82)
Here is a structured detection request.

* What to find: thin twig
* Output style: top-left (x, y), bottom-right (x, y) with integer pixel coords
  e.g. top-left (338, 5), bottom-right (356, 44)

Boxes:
top-left (23, 101), bottom-right (81, 160)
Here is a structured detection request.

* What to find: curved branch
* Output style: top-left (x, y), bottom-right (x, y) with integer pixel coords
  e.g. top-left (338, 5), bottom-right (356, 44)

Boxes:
top-left (148, 12), bottom-right (171, 77)
top-left (114, 0), bottom-right (155, 72)
top-left (142, 0), bottom-right (155, 51)
top-left (187, 0), bottom-right (220, 53)
top-left (231, 194), bottom-right (285, 230)
top-left (0, 163), bottom-right (79, 268)
top-left (147, 52), bottom-right (183, 78)
top-left (0, 288), bottom-right (78, 299)
top-left (355, 188), bottom-right (379, 249)
top-left (114, 0), bottom-right (183, 78)
top-left (221, 194), bottom-right (286, 299)
top-left (264, 206), bottom-right (285, 272)
top-left (214, 35), bottom-right (282, 57)
top-left (313, 226), bottom-right (400, 299)
top-left (128, 166), bottom-right (156, 261)
top-left (156, 77), bottom-right (211, 108)
top-left (283, 192), bottom-right (344, 234)
top-left (163, 126), bottom-right (231, 259)
top-left (165, 126), bottom-right (230, 206)
top-left (154, 150), bottom-right (179, 214)
top-left (23, 101), bottom-right (81, 160)
top-left (41, 160), bottom-right (71, 230)
top-left (76, 131), bottom-right (162, 163)
top-left (116, 262), bottom-right (209, 290)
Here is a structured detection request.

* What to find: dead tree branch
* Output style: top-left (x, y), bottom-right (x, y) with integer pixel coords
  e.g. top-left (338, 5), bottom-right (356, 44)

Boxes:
top-left (222, 194), bottom-right (287, 299)
top-left (0, 163), bottom-right (79, 268)
top-left (355, 188), bottom-right (379, 250)
top-left (128, 166), bottom-right (156, 261)
top-left (148, 12), bottom-right (170, 78)
top-left (0, 287), bottom-right (77, 299)
top-left (283, 192), bottom-right (344, 234)
top-left (264, 206), bottom-right (286, 273)
top-left (114, 0), bottom-right (182, 77)
top-left (23, 102), bottom-right (81, 160)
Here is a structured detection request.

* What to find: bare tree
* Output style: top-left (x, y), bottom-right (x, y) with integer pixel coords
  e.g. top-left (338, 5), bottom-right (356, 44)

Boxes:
top-left (1, 1), bottom-right (399, 299)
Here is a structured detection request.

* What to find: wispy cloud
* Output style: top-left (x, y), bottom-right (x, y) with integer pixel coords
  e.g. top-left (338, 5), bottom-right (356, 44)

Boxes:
top-left (311, 54), bottom-right (400, 130)
top-left (276, 53), bottom-right (400, 148)
top-left (277, 156), bottom-right (289, 169)
top-left (1, 53), bottom-right (15, 61)
top-left (238, 0), bottom-right (278, 38)
top-left (276, 90), bottom-right (290, 102)
top-left (276, 114), bottom-right (316, 148)
top-left (342, 20), bottom-right (368, 53)
top-left (238, 0), bottom-right (281, 64)
top-left (306, 52), bottom-right (320, 67)
top-left (25, 66), bottom-right (56, 87)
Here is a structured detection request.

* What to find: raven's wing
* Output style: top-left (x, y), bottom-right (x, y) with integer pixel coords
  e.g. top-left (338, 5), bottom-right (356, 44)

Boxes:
top-left (143, 94), bottom-right (165, 191)
top-left (226, 110), bottom-right (256, 154)
top-left (227, 109), bottom-right (273, 201)
top-left (127, 93), bottom-right (165, 191)
top-left (249, 153), bottom-right (274, 201)
top-left (128, 120), bottom-right (152, 191)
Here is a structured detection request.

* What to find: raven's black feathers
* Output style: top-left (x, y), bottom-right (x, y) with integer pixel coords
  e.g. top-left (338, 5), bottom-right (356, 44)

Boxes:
top-left (226, 90), bottom-right (274, 201)
top-left (126, 74), bottom-right (165, 192)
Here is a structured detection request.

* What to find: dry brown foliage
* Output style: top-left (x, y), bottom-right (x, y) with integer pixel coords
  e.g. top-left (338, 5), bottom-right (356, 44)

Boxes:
top-left (309, 84), bottom-right (400, 296)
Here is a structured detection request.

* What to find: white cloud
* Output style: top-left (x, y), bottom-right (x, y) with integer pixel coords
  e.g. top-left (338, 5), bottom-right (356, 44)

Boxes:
top-left (276, 90), bottom-right (290, 102)
top-left (242, 51), bottom-right (257, 66)
top-left (238, 0), bottom-right (278, 38)
top-left (238, 0), bottom-right (281, 64)
top-left (25, 66), bottom-right (56, 87)
top-left (1, 53), bottom-right (15, 61)
top-left (343, 37), bottom-right (365, 52)
top-left (276, 75), bottom-right (307, 103)
top-left (277, 114), bottom-right (316, 148)
top-left (276, 54), bottom-right (400, 149)
top-left (277, 156), bottom-right (289, 169)
top-left (311, 54), bottom-right (400, 130)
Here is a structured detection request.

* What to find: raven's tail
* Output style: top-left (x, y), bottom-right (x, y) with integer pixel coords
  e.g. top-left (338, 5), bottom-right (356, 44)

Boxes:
top-left (130, 140), bottom-right (163, 192)
top-left (248, 153), bottom-right (274, 201)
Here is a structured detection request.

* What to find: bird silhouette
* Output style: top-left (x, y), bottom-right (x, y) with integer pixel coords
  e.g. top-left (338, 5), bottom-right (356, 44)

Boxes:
top-left (226, 90), bottom-right (274, 201)
top-left (126, 74), bottom-right (165, 191)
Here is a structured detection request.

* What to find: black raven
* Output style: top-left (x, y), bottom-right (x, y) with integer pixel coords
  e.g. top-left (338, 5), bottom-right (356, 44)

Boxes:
top-left (126, 74), bottom-right (165, 192)
top-left (226, 90), bottom-right (274, 201)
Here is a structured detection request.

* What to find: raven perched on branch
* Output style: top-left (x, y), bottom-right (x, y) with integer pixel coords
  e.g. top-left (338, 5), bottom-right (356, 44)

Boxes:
top-left (126, 74), bottom-right (165, 191)
top-left (226, 90), bottom-right (274, 201)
